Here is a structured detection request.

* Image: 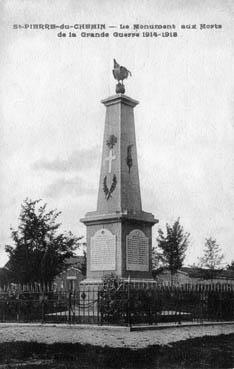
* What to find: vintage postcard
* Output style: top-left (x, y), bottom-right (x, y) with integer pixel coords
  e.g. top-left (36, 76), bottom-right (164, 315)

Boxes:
top-left (1, 0), bottom-right (234, 368)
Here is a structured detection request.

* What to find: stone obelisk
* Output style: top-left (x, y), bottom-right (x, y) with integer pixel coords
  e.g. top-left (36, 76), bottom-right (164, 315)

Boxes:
top-left (81, 60), bottom-right (158, 283)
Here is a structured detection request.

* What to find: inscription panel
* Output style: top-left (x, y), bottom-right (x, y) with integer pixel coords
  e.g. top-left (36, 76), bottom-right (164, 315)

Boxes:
top-left (91, 229), bottom-right (116, 271)
top-left (126, 230), bottom-right (149, 271)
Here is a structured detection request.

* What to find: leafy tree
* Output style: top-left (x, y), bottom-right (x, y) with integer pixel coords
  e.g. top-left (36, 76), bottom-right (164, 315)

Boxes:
top-left (152, 247), bottom-right (166, 269)
top-left (0, 267), bottom-right (13, 288)
top-left (227, 260), bottom-right (234, 271)
top-left (151, 246), bottom-right (167, 279)
top-left (198, 237), bottom-right (224, 279)
top-left (80, 247), bottom-right (87, 277)
top-left (156, 218), bottom-right (190, 285)
top-left (102, 272), bottom-right (122, 291)
top-left (5, 199), bottom-right (82, 286)
top-left (199, 237), bottom-right (224, 269)
top-left (99, 273), bottom-right (124, 323)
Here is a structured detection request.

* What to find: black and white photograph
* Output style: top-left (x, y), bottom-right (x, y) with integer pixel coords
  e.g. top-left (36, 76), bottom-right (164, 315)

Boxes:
top-left (1, 0), bottom-right (234, 367)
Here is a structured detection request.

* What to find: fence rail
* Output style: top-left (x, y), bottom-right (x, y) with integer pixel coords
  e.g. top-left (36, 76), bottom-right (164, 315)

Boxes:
top-left (0, 284), bottom-right (233, 326)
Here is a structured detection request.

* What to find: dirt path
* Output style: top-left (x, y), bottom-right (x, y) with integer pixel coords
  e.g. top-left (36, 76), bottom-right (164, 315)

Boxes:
top-left (0, 323), bottom-right (234, 349)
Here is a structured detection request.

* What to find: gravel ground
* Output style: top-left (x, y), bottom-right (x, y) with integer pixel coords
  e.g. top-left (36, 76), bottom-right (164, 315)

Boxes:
top-left (0, 323), bottom-right (234, 349)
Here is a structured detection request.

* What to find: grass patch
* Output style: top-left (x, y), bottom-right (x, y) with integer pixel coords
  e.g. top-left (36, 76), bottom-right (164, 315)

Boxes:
top-left (0, 334), bottom-right (233, 368)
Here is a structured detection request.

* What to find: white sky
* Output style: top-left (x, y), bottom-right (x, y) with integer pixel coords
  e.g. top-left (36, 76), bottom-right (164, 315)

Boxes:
top-left (1, 0), bottom-right (234, 267)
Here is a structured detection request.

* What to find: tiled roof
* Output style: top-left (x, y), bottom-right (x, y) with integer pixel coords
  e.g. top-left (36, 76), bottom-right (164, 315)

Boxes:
top-left (153, 266), bottom-right (234, 280)
top-left (181, 267), bottom-right (234, 279)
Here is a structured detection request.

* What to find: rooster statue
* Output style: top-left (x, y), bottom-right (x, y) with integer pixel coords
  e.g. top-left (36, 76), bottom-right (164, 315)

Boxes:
top-left (112, 59), bottom-right (132, 94)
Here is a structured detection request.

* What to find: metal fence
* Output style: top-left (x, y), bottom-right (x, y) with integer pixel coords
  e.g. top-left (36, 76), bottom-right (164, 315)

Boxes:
top-left (0, 283), bottom-right (233, 326)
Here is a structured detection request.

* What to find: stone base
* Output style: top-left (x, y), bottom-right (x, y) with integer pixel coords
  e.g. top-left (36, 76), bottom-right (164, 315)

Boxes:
top-left (78, 278), bottom-right (158, 312)
top-left (115, 82), bottom-right (125, 94)
top-left (80, 279), bottom-right (103, 287)
top-left (80, 278), bottom-right (158, 289)
top-left (78, 279), bottom-right (102, 304)
top-left (122, 278), bottom-right (158, 288)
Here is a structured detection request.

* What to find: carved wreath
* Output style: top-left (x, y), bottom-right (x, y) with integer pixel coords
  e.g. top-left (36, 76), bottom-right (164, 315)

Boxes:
top-left (106, 134), bottom-right (117, 149)
top-left (103, 174), bottom-right (117, 200)
top-left (126, 144), bottom-right (133, 173)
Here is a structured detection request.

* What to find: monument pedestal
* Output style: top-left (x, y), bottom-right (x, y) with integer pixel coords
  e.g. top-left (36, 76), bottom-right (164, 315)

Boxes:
top-left (81, 211), bottom-right (157, 282)
top-left (80, 93), bottom-right (158, 286)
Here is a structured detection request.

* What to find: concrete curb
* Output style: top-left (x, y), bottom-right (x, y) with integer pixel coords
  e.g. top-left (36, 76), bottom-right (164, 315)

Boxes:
top-left (0, 321), bottom-right (233, 332)
top-left (0, 322), bottom-right (130, 331)
top-left (130, 321), bottom-right (234, 331)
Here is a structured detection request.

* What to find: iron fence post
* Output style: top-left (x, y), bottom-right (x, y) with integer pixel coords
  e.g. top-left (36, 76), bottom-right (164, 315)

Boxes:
top-left (68, 291), bottom-right (72, 324)
top-left (127, 280), bottom-right (131, 328)
top-left (3, 299), bottom-right (6, 322)
top-left (17, 292), bottom-right (20, 322)
top-left (177, 289), bottom-right (181, 325)
top-left (41, 292), bottom-right (45, 324)
top-left (219, 292), bottom-right (223, 321)
top-left (97, 288), bottom-right (100, 325)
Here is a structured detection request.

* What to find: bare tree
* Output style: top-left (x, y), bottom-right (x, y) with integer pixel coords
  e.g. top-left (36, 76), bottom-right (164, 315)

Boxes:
top-left (199, 237), bottom-right (224, 279)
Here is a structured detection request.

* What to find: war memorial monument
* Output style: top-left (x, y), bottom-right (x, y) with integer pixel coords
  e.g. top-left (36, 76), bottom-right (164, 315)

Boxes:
top-left (81, 60), bottom-right (158, 285)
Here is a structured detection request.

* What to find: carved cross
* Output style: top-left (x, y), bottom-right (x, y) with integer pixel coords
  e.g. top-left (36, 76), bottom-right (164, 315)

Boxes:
top-left (104, 149), bottom-right (116, 173)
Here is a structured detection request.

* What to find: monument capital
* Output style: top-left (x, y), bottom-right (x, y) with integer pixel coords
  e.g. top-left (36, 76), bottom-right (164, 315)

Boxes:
top-left (101, 94), bottom-right (139, 108)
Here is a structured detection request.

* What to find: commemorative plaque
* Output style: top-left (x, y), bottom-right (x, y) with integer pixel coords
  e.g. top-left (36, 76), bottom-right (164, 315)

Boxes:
top-left (126, 229), bottom-right (149, 271)
top-left (90, 229), bottom-right (116, 271)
